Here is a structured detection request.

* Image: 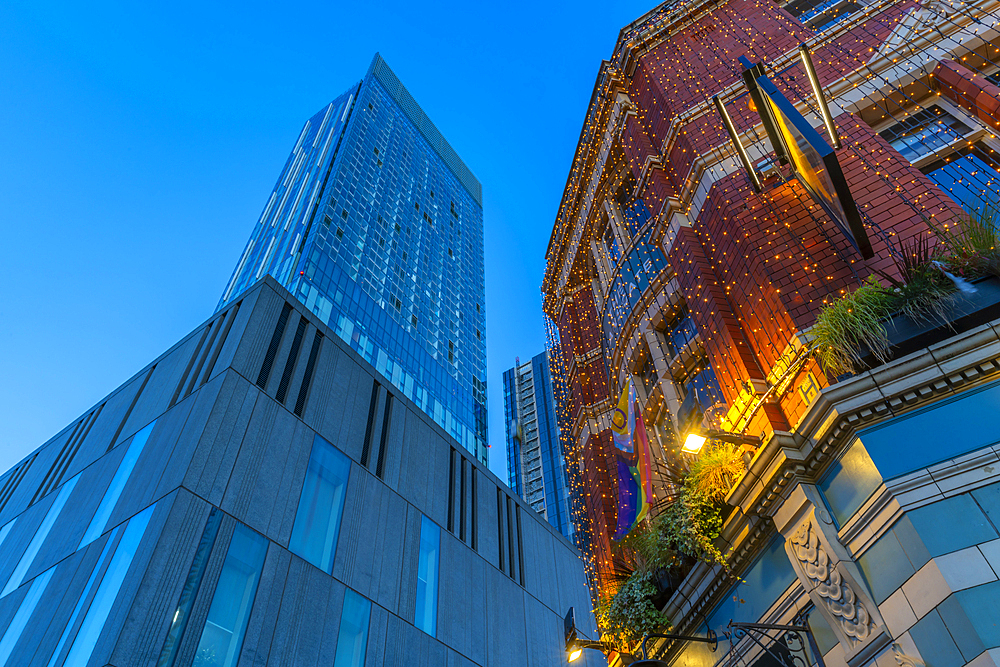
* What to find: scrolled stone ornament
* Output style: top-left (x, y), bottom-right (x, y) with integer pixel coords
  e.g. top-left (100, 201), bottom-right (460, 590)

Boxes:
top-left (790, 521), bottom-right (874, 644)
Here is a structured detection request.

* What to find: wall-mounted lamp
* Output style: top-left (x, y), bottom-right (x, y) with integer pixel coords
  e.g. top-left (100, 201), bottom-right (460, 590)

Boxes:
top-left (565, 607), bottom-right (608, 663)
top-left (713, 95), bottom-right (763, 192)
top-left (682, 429), bottom-right (761, 455)
top-left (798, 44), bottom-right (841, 149)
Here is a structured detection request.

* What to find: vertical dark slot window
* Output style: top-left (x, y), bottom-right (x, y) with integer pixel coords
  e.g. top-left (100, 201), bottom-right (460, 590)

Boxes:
top-left (471, 469), bottom-right (478, 551)
top-left (496, 488), bottom-right (505, 573)
top-left (375, 394), bottom-right (392, 479)
top-left (506, 496), bottom-right (516, 580)
top-left (184, 317), bottom-right (222, 398)
top-left (446, 449), bottom-right (456, 533)
top-left (294, 331), bottom-right (323, 417)
top-left (0, 454), bottom-right (35, 514)
top-left (257, 303), bottom-right (293, 389)
top-left (459, 457), bottom-right (467, 542)
top-left (516, 505), bottom-right (525, 586)
top-left (200, 301), bottom-right (241, 387)
top-left (276, 316), bottom-right (308, 404)
top-left (360, 382), bottom-right (380, 468)
top-left (171, 323), bottom-right (212, 407)
top-left (109, 364), bottom-right (156, 452)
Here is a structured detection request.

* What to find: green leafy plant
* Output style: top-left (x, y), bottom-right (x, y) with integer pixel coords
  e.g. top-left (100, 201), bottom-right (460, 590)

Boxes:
top-left (933, 205), bottom-right (1000, 277)
top-left (657, 485), bottom-right (726, 567)
top-left (876, 234), bottom-right (956, 325)
top-left (595, 571), bottom-right (672, 652)
top-left (617, 519), bottom-right (681, 575)
top-left (810, 275), bottom-right (898, 376)
top-left (687, 443), bottom-right (745, 502)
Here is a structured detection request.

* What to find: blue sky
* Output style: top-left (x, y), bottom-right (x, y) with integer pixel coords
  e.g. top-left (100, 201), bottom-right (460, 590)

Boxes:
top-left (0, 0), bottom-right (654, 483)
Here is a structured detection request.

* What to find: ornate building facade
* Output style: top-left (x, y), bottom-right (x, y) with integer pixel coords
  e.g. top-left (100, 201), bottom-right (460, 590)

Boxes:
top-left (543, 0), bottom-right (1000, 664)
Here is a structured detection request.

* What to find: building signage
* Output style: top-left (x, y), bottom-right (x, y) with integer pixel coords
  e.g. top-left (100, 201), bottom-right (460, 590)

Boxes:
top-left (741, 60), bottom-right (874, 259)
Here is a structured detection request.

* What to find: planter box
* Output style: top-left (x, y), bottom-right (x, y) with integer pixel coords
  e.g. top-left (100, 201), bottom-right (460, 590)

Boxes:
top-left (650, 556), bottom-right (696, 609)
top-left (856, 275), bottom-right (1000, 370)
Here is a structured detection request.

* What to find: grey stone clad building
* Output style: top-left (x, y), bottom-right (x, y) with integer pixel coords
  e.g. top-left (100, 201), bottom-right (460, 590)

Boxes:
top-left (0, 278), bottom-right (598, 667)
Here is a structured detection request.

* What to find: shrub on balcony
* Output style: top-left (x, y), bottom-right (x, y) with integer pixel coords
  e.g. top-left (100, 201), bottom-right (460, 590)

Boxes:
top-left (596, 571), bottom-right (672, 652)
top-left (812, 209), bottom-right (1000, 376)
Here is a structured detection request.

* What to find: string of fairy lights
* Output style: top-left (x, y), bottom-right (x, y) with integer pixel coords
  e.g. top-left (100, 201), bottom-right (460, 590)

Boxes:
top-left (542, 0), bottom-right (1000, 610)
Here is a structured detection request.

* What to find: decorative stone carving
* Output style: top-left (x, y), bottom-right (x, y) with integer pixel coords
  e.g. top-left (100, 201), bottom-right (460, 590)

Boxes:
top-left (789, 520), bottom-right (875, 645)
top-left (892, 642), bottom-right (922, 667)
top-left (773, 485), bottom-right (889, 667)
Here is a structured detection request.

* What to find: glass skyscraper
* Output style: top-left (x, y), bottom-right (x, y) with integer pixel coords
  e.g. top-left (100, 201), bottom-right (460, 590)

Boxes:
top-left (218, 54), bottom-right (487, 462)
top-left (503, 352), bottom-right (573, 542)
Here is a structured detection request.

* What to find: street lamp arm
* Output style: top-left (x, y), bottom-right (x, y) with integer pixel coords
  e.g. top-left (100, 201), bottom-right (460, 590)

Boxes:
top-left (639, 629), bottom-right (718, 659)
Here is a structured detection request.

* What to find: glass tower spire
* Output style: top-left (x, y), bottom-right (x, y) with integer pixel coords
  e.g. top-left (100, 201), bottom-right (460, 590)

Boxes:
top-left (219, 53), bottom-right (487, 463)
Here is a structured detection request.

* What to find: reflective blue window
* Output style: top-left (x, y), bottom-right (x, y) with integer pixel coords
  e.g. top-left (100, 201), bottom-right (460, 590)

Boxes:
top-left (334, 589), bottom-right (371, 667)
top-left (2, 473), bottom-right (80, 598)
top-left (45, 526), bottom-right (122, 667)
top-left (0, 566), bottom-right (54, 664)
top-left (193, 524), bottom-right (267, 667)
top-left (63, 503), bottom-right (157, 667)
top-left (414, 515), bottom-right (440, 637)
top-left (927, 145), bottom-right (1000, 215)
top-left (819, 439), bottom-right (883, 527)
top-left (0, 518), bottom-right (14, 551)
top-left (289, 435), bottom-right (351, 573)
top-left (80, 420), bottom-right (156, 549)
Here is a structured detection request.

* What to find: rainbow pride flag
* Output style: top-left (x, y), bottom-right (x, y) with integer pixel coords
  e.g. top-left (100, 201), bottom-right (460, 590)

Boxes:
top-left (611, 382), bottom-right (654, 540)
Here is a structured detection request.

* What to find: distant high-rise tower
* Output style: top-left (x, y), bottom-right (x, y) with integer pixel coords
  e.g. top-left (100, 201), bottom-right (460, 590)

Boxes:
top-left (218, 54), bottom-right (487, 463)
top-left (502, 352), bottom-right (573, 542)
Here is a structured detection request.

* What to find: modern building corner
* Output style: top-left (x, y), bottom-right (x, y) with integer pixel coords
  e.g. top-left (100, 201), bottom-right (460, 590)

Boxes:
top-left (0, 277), bottom-right (600, 667)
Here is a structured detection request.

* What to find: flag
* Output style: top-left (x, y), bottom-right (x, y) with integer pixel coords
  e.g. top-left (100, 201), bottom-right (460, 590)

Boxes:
top-left (610, 383), bottom-right (635, 453)
top-left (610, 382), bottom-right (653, 540)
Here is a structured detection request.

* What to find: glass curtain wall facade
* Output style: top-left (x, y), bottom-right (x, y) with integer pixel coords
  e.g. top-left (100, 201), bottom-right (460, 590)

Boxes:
top-left (218, 53), bottom-right (487, 463)
top-left (502, 352), bottom-right (573, 543)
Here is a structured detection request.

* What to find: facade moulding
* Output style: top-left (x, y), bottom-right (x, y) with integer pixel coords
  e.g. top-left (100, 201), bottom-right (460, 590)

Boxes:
top-left (544, 70), bottom-right (628, 303)
top-left (642, 319), bottom-right (1000, 662)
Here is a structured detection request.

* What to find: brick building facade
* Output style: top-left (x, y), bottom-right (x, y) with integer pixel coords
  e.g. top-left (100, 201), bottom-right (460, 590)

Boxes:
top-left (544, 0), bottom-right (1000, 663)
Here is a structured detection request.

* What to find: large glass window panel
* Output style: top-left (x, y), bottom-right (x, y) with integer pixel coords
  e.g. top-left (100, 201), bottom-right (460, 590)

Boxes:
top-left (63, 503), bottom-right (157, 667)
top-left (879, 105), bottom-right (972, 162)
top-left (820, 439), bottom-right (883, 527)
top-left (0, 566), bottom-right (54, 665)
top-left (80, 420), bottom-right (156, 549)
top-left (926, 143), bottom-right (1000, 215)
top-left (1, 473), bottom-right (80, 598)
top-left (333, 589), bottom-right (371, 667)
top-left (45, 526), bottom-right (121, 667)
top-left (192, 524), bottom-right (267, 667)
top-left (289, 435), bottom-right (351, 573)
top-left (414, 515), bottom-right (440, 637)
